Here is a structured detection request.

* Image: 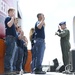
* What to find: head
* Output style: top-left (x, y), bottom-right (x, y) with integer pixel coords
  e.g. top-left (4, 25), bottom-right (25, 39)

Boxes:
top-left (16, 26), bottom-right (21, 33)
top-left (8, 8), bottom-right (15, 17)
top-left (29, 28), bottom-right (35, 41)
top-left (59, 22), bottom-right (66, 30)
top-left (14, 18), bottom-right (18, 26)
top-left (29, 28), bottom-right (35, 36)
top-left (37, 13), bottom-right (44, 21)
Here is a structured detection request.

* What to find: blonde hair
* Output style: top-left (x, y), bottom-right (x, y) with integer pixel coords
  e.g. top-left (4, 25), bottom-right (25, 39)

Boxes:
top-left (29, 28), bottom-right (35, 41)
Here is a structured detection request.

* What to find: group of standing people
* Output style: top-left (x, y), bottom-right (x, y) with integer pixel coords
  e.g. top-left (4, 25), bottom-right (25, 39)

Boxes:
top-left (4, 8), bottom-right (28, 74)
top-left (30, 14), bottom-right (71, 73)
top-left (4, 8), bottom-right (71, 74)
top-left (4, 8), bottom-right (46, 74)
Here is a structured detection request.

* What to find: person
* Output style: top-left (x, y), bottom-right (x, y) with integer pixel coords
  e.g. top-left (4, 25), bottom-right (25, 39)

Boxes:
top-left (4, 8), bottom-right (18, 73)
top-left (33, 13), bottom-right (46, 74)
top-left (29, 28), bottom-right (35, 49)
top-left (14, 18), bottom-right (18, 27)
top-left (55, 21), bottom-right (71, 67)
top-left (14, 19), bottom-right (24, 72)
top-left (29, 28), bottom-right (36, 72)
top-left (22, 35), bottom-right (28, 71)
top-left (16, 26), bottom-right (28, 72)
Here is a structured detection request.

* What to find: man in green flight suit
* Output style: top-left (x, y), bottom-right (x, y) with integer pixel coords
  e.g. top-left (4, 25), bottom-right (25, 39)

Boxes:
top-left (55, 21), bottom-right (71, 67)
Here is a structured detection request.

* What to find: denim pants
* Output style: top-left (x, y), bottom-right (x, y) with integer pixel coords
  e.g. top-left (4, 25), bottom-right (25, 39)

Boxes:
top-left (4, 36), bottom-right (17, 72)
top-left (15, 47), bottom-right (24, 71)
top-left (31, 38), bottom-right (45, 71)
top-left (22, 46), bottom-right (28, 70)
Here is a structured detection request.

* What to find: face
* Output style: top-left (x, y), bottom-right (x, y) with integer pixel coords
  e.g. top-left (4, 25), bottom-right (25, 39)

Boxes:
top-left (38, 14), bottom-right (45, 21)
top-left (38, 15), bottom-right (42, 21)
top-left (18, 27), bottom-right (22, 32)
top-left (16, 26), bottom-right (21, 32)
top-left (60, 24), bottom-right (66, 29)
top-left (9, 10), bottom-right (15, 17)
top-left (14, 18), bottom-right (18, 25)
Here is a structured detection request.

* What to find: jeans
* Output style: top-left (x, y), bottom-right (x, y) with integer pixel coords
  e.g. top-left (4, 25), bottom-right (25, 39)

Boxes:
top-left (31, 38), bottom-right (45, 72)
top-left (22, 46), bottom-right (28, 70)
top-left (4, 36), bottom-right (17, 72)
top-left (15, 47), bottom-right (24, 71)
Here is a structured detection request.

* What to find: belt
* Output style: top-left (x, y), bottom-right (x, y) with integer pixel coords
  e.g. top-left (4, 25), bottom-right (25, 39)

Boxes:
top-left (36, 38), bottom-right (45, 42)
top-left (6, 35), bottom-right (15, 39)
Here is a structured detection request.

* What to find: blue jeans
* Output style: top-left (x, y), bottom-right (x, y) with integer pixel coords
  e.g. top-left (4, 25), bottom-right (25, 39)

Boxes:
top-left (4, 36), bottom-right (17, 72)
top-left (31, 38), bottom-right (45, 71)
top-left (22, 46), bottom-right (28, 70)
top-left (15, 47), bottom-right (24, 71)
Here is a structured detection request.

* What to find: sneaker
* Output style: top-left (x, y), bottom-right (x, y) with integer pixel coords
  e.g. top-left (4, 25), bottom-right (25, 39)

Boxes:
top-left (35, 70), bottom-right (46, 74)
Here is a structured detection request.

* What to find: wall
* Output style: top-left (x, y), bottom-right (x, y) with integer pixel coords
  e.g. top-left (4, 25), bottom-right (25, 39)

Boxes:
top-left (0, 0), bottom-right (19, 74)
top-left (0, 0), bottom-right (18, 38)
top-left (73, 16), bottom-right (75, 46)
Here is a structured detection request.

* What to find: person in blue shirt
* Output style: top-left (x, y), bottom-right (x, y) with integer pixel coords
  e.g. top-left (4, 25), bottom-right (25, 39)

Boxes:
top-left (13, 19), bottom-right (24, 72)
top-left (15, 25), bottom-right (28, 72)
top-left (4, 8), bottom-right (18, 73)
top-left (33, 13), bottom-right (46, 74)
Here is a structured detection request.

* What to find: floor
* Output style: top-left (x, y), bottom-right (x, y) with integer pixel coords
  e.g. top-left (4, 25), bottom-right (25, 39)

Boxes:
top-left (18, 72), bottom-right (74, 75)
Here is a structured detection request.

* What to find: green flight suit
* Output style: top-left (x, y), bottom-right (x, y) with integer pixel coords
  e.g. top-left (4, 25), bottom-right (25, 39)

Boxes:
top-left (57, 28), bottom-right (71, 66)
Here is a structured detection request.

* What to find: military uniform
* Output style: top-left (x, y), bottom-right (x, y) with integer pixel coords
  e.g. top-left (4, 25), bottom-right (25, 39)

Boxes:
top-left (56, 22), bottom-right (71, 66)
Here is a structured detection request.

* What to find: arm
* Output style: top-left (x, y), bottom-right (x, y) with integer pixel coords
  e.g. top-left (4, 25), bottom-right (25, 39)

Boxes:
top-left (37, 15), bottom-right (45, 29)
top-left (57, 29), bottom-right (61, 33)
top-left (24, 36), bottom-right (28, 45)
top-left (57, 26), bottom-right (61, 33)
top-left (37, 20), bottom-right (45, 29)
top-left (43, 22), bottom-right (45, 27)
top-left (58, 30), bottom-right (69, 37)
top-left (23, 36), bottom-right (28, 46)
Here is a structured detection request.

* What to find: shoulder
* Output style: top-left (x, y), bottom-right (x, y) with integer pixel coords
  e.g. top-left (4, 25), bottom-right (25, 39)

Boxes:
top-left (65, 28), bottom-right (69, 31)
top-left (35, 21), bottom-right (40, 26)
top-left (5, 17), bottom-right (11, 22)
top-left (5, 17), bottom-right (11, 20)
top-left (64, 29), bottom-right (70, 33)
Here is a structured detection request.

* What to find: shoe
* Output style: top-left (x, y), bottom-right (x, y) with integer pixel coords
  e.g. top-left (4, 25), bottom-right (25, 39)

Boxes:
top-left (15, 71), bottom-right (20, 74)
top-left (4, 71), bottom-right (17, 75)
top-left (35, 70), bottom-right (46, 74)
top-left (23, 71), bottom-right (30, 73)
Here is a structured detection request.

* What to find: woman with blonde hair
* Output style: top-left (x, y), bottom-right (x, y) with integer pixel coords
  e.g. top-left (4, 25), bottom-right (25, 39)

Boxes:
top-left (29, 28), bottom-right (35, 48)
top-left (29, 28), bottom-right (36, 72)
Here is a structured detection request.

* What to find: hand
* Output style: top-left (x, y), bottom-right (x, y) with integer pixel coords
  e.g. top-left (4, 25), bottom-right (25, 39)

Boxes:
top-left (18, 35), bottom-right (22, 40)
top-left (58, 25), bottom-right (61, 30)
top-left (41, 14), bottom-right (45, 21)
top-left (55, 32), bottom-right (59, 35)
top-left (43, 22), bottom-right (45, 26)
top-left (11, 15), bottom-right (15, 20)
top-left (12, 13), bottom-right (15, 19)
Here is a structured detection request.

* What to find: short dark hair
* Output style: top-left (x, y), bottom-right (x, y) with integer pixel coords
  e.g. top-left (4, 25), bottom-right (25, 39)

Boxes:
top-left (37, 13), bottom-right (42, 18)
top-left (8, 8), bottom-right (15, 13)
